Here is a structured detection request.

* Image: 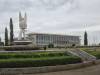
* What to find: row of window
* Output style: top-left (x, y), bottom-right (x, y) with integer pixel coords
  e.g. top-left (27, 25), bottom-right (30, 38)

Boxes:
top-left (36, 34), bottom-right (79, 41)
top-left (36, 40), bottom-right (79, 45)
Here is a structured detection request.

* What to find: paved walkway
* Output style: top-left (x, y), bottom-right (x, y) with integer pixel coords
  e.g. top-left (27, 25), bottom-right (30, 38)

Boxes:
top-left (29, 64), bottom-right (100, 75)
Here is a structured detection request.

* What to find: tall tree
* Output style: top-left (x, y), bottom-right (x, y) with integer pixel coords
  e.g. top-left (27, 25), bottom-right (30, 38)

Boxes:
top-left (0, 37), bottom-right (1, 42)
top-left (5, 27), bottom-right (8, 46)
top-left (84, 31), bottom-right (88, 46)
top-left (10, 18), bottom-right (14, 45)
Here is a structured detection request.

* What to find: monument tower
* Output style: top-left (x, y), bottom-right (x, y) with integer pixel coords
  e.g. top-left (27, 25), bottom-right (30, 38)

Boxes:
top-left (18, 12), bottom-right (27, 40)
top-left (13, 12), bottom-right (32, 45)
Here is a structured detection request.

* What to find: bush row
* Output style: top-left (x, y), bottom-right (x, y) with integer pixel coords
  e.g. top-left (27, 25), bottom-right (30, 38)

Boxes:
top-left (83, 50), bottom-right (100, 59)
top-left (0, 56), bottom-right (82, 68)
top-left (89, 52), bottom-right (100, 59)
top-left (0, 52), bottom-right (69, 59)
top-left (0, 46), bottom-right (40, 51)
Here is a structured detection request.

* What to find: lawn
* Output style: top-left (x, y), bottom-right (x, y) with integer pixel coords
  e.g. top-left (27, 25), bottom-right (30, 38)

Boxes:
top-left (0, 52), bottom-right (69, 59)
top-left (0, 52), bottom-right (82, 68)
top-left (80, 48), bottom-right (100, 59)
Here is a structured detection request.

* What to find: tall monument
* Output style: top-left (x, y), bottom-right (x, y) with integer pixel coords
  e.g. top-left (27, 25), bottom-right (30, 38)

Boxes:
top-left (18, 12), bottom-right (27, 40)
top-left (13, 12), bottom-right (32, 45)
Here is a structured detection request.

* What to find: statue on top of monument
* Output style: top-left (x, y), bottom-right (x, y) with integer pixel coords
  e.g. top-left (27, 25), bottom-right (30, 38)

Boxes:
top-left (19, 12), bottom-right (27, 29)
top-left (18, 12), bottom-right (27, 40)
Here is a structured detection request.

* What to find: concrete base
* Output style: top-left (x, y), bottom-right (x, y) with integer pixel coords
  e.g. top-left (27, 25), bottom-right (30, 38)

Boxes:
top-left (13, 40), bottom-right (32, 45)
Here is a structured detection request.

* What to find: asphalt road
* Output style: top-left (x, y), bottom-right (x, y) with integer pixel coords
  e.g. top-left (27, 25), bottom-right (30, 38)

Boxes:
top-left (29, 64), bottom-right (100, 75)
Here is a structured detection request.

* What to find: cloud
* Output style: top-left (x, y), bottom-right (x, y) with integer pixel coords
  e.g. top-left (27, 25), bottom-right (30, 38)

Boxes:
top-left (0, 0), bottom-right (32, 12)
top-left (0, 0), bottom-right (100, 44)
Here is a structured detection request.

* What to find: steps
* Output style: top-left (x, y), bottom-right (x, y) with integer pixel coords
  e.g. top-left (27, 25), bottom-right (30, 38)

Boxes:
top-left (67, 49), bottom-right (96, 61)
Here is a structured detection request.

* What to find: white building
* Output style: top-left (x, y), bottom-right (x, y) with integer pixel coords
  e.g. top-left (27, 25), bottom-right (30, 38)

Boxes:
top-left (27, 33), bottom-right (80, 47)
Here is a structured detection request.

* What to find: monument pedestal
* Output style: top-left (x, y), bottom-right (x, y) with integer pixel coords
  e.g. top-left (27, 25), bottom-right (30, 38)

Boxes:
top-left (14, 40), bottom-right (32, 46)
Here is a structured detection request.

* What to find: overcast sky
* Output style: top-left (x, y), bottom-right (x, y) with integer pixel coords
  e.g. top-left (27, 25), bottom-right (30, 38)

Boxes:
top-left (0, 0), bottom-right (100, 45)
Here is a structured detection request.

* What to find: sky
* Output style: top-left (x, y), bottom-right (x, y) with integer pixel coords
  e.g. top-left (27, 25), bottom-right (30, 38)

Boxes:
top-left (0, 0), bottom-right (100, 45)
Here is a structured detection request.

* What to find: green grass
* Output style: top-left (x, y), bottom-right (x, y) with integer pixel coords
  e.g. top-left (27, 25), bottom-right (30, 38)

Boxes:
top-left (0, 52), bottom-right (69, 59)
top-left (87, 52), bottom-right (100, 59)
top-left (80, 48), bottom-right (100, 59)
top-left (0, 51), bottom-right (82, 68)
top-left (0, 56), bottom-right (81, 68)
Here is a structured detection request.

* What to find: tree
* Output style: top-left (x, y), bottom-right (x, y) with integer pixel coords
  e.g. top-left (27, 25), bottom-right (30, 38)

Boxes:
top-left (5, 27), bottom-right (9, 46)
top-left (99, 43), bottom-right (100, 46)
top-left (72, 44), bottom-right (76, 47)
top-left (43, 46), bottom-right (47, 50)
top-left (10, 18), bottom-right (14, 45)
top-left (0, 37), bottom-right (4, 46)
top-left (0, 37), bottom-right (1, 42)
top-left (84, 31), bottom-right (88, 46)
top-left (48, 43), bottom-right (54, 48)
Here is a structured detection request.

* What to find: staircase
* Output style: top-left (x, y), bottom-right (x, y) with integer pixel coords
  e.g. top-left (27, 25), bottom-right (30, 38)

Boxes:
top-left (67, 49), bottom-right (96, 61)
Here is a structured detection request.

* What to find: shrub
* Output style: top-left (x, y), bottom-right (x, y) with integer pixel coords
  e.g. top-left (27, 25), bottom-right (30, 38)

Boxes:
top-left (90, 52), bottom-right (100, 59)
top-left (0, 52), bottom-right (69, 59)
top-left (2, 46), bottom-right (41, 51)
top-left (83, 50), bottom-right (100, 59)
top-left (0, 56), bottom-right (82, 68)
top-left (48, 43), bottom-right (54, 48)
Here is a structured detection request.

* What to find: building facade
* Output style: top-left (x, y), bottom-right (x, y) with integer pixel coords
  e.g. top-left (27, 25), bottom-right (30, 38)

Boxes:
top-left (27, 33), bottom-right (80, 47)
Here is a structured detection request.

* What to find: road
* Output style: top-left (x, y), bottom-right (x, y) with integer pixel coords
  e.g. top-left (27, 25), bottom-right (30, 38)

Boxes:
top-left (29, 64), bottom-right (100, 75)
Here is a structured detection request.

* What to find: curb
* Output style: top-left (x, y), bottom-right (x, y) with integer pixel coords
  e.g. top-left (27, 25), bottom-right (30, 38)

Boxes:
top-left (0, 60), bottom-right (100, 75)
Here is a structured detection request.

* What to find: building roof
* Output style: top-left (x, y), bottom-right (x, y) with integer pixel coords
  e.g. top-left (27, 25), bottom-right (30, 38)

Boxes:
top-left (27, 32), bottom-right (80, 37)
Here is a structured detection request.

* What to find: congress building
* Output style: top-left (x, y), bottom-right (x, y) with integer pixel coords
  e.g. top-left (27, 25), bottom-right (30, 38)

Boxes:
top-left (27, 33), bottom-right (80, 47)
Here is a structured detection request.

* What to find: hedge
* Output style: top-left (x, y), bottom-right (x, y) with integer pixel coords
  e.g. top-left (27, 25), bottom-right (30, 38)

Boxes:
top-left (0, 52), bottom-right (69, 59)
top-left (83, 49), bottom-right (100, 59)
top-left (89, 52), bottom-right (100, 59)
top-left (0, 46), bottom-right (41, 51)
top-left (0, 56), bottom-right (82, 68)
